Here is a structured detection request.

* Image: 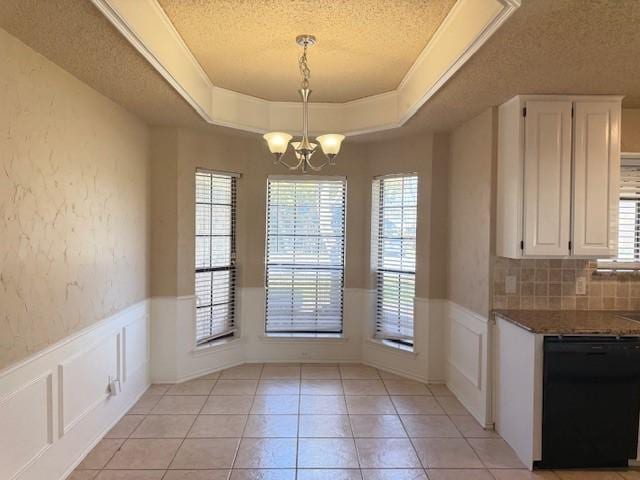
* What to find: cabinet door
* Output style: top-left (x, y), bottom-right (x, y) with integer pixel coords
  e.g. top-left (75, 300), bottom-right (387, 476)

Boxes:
top-left (523, 100), bottom-right (573, 256)
top-left (572, 101), bottom-right (621, 257)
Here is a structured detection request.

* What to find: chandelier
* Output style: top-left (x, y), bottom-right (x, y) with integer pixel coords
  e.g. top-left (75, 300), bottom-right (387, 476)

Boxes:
top-left (263, 35), bottom-right (345, 173)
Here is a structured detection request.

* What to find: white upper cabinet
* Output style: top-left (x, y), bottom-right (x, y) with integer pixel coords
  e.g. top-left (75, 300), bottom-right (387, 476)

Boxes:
top-left (572, 101), bottom-right (621, 256)
top-left (522, 100), bottom-right (573, 257)
top-left (496, 95), bottom-right (622, 259)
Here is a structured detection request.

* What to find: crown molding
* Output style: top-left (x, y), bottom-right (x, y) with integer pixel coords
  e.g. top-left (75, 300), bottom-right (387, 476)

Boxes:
top-left (91, 0), bottom-right (519, 136)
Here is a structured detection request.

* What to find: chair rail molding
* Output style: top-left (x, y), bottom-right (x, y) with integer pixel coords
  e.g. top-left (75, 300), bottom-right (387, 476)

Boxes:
top-left (150, 291), bottom-right (451, 384)
top-left (90, 0), bottom-right (519, 136)
top-left (0, 300), bottom-right (150, 480)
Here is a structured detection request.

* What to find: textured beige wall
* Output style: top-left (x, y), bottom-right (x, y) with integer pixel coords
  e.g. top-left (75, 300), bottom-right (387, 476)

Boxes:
top-left (151, 127), bottom-right (450, 299)
top-left (622, 109), bottom-right (640, 153)
top-left (362, 133), bottom-right (444, 299)
top-left (447, 108), bottom-right (496, 316)
top-left (150, 128), bottom-right (178, 297)
top-left (149, 128), bottom-right (370, 296)
top-left (430, 134), bottom-right (450, 299)
top-left (0, 28), bottom-right (150, 369)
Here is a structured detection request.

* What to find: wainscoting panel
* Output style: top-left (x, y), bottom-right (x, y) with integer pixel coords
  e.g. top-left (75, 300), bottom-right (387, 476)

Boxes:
top-left (0, 300), bottom-right (150, 480)
top-left (445, 301), bottom-right (491, 427)
top-left (123, 315), bottom-right (149, 383)
top-left (58, 332), bottom-right (120, 436)
top-left (150, 291), bottom-right (451, 384)
top-left (150, 288), bottom-right (369, 383)
top-left (151, 295), bottom-right (244, 383)
top-left (242, 288), bottom-right (364, 364)
top-left (449, 317), bottom-right (483, 388)
top-left (0, 373), bottom-right (52, 480)
top-left (362, 297), bottom-right (446, 383)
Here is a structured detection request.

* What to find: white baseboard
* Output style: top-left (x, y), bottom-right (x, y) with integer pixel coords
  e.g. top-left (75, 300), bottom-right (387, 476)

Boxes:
top-left (150, 292), bottom-right (455, 388)
top-left (57, 374), bottom-right (149, 480)
top-left (362, 359), bottom-right (428, 383)
top-left (152, 359), bottom-right (245, 384)
top-left (1, 292), bottom-right (495, 479)
top-left (150, 288), bottom-right (368, 382)
top-left (0, 300), bottom-right (151, 480)
top-left (361, 297), bottom-right (447, 383)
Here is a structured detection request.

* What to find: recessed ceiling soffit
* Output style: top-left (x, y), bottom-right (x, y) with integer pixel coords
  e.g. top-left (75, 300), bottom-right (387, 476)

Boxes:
top-left (91, 0), bottom-right (520, 136)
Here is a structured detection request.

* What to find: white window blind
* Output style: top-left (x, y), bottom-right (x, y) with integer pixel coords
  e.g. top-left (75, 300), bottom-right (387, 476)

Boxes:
top-left (195, 169), bottom-right (237, 345)
top-left (372, 175), bottom-right (418, 346)
top-left (599, 159), bottom-right (640, 271)
top-left (265, 178), bottom-right (346, 334)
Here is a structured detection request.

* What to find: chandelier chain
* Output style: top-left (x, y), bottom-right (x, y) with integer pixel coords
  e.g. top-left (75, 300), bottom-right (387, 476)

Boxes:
top-left (262, 34), bottom-right (344, 173)
top-left (299, 43), bottom-right (311, 90)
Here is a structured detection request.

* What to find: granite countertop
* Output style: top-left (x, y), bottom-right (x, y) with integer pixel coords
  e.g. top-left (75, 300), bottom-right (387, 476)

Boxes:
top-left (493, 310), bottom-right (640, 335)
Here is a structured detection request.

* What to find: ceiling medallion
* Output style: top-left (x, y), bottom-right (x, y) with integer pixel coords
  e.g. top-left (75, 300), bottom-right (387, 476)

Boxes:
top-left (263, 35), bottom-right (345, 173)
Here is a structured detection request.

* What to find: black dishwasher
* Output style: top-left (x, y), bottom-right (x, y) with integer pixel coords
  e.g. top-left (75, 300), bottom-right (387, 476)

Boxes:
top-left (539, 336), bottom-right (640, 469)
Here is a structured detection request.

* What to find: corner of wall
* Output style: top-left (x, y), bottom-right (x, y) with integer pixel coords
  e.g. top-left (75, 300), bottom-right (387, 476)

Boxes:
top-left (443, 107), bottom-right (497, 427)
top-left (150, 128), bottom-right (180, 298)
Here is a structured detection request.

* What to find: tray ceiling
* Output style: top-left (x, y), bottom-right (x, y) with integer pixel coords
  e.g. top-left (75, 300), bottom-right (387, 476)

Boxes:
top-left (157, 0), bottom-right (457, 102)
top-left (86, 0), bottom-right (519, 135)
top-left (4, 0), bottom-right (636, 141)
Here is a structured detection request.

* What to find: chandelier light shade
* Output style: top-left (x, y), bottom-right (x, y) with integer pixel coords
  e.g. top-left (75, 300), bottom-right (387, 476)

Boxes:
top-left (263, 132), bottom-right (292, 160)
top-left (315, 134), bottom-right (345, 165)
top-left (262, 34), bottom-right (345, 173)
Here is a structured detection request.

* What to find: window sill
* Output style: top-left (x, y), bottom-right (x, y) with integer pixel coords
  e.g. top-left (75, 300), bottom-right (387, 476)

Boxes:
top-left (260, 333), bottom-right (349, 343)
top-left (193, 336), bottom-right (242, 355)
top-left (367, 338), bottom-right (418, 357)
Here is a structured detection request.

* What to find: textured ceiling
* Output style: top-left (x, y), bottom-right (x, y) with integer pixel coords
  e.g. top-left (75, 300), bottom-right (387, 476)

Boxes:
top-left (1, 0), bottom-right (639, 142)
top-left (360, 0), bottom-right (640, 142)
top-left (0, 0), bottom-right (218, 133)
top-left (157, 0), bottom-right (457, 102)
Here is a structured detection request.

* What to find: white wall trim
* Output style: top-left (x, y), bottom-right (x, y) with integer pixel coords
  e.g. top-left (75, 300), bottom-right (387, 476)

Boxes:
top-left (1, 293), bottom-right (494, 478)
top-left (361, 295), bottom-right (447, 383)
top-left (57, 331), bottom-right (120, 437)
top-left (362, 360), bottom-right (431, 384)
top-left (259, 335), bottom-right (351, 344)
top-left (151, 290), bottom-right (449, 383)
top-left (444, 300), bottom-right (491, 427)
top-left (0, 301), bottom-right (148, 378)
top-left (0, 372), bottom-right (54, 480)
top-left (0, 299), bottom-right (150, 480)
top-left (152, 360), bottom-right (246, 385)
top-left (365, 339), bottom-right (418, 358)
top-left (57, 386), bottom-right (148, 480)
top-left (89, 0), bottom-right (519, 136)
top-left (448, 317), bottom-right (483, 389)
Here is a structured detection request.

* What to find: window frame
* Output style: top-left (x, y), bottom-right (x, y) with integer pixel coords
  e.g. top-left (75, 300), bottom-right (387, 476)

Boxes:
top-left (194, 168), bottom-right (240, 346)
top-left (598, 154), bottom-right (640, 272)
top-left (371, 173), bottom-right (419, 349)
top-left (264, 175), bottom-right (347, 336)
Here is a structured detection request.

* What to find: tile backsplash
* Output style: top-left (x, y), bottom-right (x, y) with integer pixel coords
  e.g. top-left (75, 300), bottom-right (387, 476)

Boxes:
top-left (492, 257), bottom-right (640, 311)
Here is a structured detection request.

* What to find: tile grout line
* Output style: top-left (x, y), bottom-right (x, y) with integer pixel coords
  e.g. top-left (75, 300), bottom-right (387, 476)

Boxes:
top-left (161, 376), bottom-right (211, 476)
top-left (94, 389), bottom-right (165, 475)
top-left (230, 363), bottom-right (263, 471)
top-left (383, 371), bottom-right (427, 475)
top-left (74, 364), bottom-right (534, 479)
top-left (341, 367), bottom-right (363, 477)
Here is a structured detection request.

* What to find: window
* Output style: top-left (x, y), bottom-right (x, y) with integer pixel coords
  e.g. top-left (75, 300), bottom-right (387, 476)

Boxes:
top-left (265, 177), bottom-right (346, 335)
top-left (372, 174), bottom-right (418, 347)
top-left (195, 169), bottom-right (238, 345)
top-left (598, 157), bottom-right (640, 271)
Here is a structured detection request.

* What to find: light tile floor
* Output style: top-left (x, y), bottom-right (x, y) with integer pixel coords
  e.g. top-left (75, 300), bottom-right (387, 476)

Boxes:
top-left (69, 363), bottom-right (637, 480)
